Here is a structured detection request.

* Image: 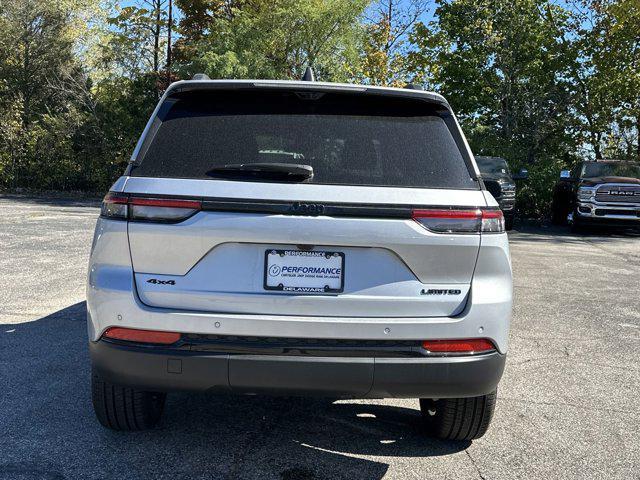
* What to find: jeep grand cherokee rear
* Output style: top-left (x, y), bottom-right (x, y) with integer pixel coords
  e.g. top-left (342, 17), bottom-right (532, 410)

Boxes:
top-left (87, 79), bottom-right (512, 440)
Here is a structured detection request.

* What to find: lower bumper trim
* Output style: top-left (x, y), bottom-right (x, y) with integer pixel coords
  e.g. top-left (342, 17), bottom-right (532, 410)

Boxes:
top-left (576, 203), bottom-right (640, 224)
top-left (90, 341), bottom-right (506, 399)
top-left (575, 215), bottom-right (640, 227)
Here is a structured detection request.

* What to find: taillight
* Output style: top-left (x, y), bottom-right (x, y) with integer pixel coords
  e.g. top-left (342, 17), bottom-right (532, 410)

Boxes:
top-left (412, 208), bottom-right (504, 233)
top-left (101, 193), bottom-right (128, 219)
top-left (422, 338), bottom-right (496, 355)
top-left (129, 197), bottom-right (201, 222)
top-left (100, 193), bottom-right (201, 223)
top-left (479, 209), bottom-right (505, 233)
top-left (102, 327), bottom-right (181, 345)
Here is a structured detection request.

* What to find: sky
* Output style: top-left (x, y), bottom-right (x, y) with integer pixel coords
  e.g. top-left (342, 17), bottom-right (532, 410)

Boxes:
top-left (116, 0), bottom-right (586, 45)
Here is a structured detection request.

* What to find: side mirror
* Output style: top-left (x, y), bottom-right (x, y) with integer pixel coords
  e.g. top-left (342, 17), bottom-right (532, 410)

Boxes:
top-left (560, 170), bottom-right (571, 179)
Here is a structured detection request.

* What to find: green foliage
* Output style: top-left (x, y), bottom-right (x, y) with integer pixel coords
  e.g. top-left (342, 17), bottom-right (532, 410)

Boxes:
top-left (102, 0), bottom-right (175, 87)
top-left (356, 1), bottom-right (431, 87)
top-left (589, 0), bottom-right (640, 159)
top-left (0, 0), bottom-right (159, 191)
top-left (0, 0), bottom-right (89, 189)
top-left (516, 159), bottom-right (566, 218)
top-left (181, 0), bottom-right (368, 81)
top-left (173, 0), bottom-right (242, 63)
top-left (420, 0), bottom-right (577, 157)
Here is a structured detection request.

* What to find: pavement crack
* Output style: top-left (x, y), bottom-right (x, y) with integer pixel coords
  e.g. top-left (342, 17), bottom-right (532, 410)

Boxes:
top-left (465, 449), bottom-right (487, 480)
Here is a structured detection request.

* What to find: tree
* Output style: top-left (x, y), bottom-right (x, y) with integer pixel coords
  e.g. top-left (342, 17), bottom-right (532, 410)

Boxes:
top-left (103, 1), bottom-right (168, 80)
top-left (183, 0), bottom-right (368, 81)
top-left (359, 0), bottom-right (431, 86)
top-left (550, 0), bottom-right (639, 161)
top-left (589, 0), bottom-right (640, 159)
top-left (410, 0), bottom-right (580, 215)
top-left (173, 0), bottom-right (243, 67)
top-left (0, 0), bottom-right (93, 188)
top-left (0, 0), bottom-right (80, 127)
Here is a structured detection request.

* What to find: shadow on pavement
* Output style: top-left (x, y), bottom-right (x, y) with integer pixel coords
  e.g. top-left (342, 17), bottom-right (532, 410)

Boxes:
top-left (0, 303), bottom-right (467, 480)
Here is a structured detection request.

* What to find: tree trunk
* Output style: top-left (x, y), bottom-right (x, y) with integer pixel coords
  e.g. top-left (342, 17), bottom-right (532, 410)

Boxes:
top-left (153, 0), bottom-right (160, 73)
top-left (593, 132), bottom-right (602, 159)
top-left (636, 108), bottom-right (640, 160)
top-left (21, 22), bottom-right (31, 129)
top-left (166, 0), bottom-right (172, 84)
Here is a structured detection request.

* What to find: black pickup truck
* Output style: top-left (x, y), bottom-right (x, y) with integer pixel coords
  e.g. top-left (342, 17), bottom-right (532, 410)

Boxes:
top-left (551, 160), bottom-right (640, 231)
top-left (475, 156), bottom-right (518, 230)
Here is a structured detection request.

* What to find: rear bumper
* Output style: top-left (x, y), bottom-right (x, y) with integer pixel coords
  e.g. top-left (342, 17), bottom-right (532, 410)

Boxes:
top-left (90, 340), bottom-right (506, 398)
top-left (87, 218), bottom-right (512, 354)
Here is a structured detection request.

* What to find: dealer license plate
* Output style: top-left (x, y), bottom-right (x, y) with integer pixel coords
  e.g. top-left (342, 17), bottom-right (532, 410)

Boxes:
top-left (264, 249), bottom-right (345, 293)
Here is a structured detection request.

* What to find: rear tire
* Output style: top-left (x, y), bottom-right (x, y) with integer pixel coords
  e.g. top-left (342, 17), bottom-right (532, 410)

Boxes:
top-left (420, 391), bottom-right (497, 441)
top-left (92, 369), bottom-right (166, 431)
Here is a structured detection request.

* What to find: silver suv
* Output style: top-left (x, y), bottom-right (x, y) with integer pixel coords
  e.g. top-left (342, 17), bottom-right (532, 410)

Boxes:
top-left (87, 78), bottom-right (512, 440)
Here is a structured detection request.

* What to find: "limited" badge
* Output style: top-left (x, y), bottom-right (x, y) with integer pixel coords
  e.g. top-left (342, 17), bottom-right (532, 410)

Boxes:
top-left (420, 288), bottom-right (462, 295)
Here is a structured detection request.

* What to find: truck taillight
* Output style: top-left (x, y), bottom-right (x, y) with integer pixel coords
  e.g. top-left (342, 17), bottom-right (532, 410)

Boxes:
top-left (100, 193), bottom-right (202, 223)
top-left (412, 208), bottom-right (504, 234)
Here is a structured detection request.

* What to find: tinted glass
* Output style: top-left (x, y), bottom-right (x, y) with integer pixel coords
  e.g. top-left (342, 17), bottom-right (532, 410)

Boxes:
top-left (582, 162), bottom-right (640, 179)
top-left (131, 90), bottom-right (477, 189)
top-left (475, 157), bottom-right (510, 175)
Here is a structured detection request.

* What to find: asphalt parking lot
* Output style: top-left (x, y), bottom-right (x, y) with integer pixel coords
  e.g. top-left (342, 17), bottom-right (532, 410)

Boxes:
top-left (0, 195), bottom-right (639, 480)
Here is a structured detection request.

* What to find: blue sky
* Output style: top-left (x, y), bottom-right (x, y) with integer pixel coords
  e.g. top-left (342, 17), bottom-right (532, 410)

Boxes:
top-left (117, 0), bottom-right (584, 40)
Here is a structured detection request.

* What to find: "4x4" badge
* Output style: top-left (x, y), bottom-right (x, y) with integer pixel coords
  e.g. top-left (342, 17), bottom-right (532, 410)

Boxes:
top-left (146, 279), bottom-right (176, 285)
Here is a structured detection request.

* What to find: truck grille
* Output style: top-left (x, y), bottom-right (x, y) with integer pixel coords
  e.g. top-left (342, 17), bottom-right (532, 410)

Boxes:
top-left (595, 185), bottom-right (640, 203)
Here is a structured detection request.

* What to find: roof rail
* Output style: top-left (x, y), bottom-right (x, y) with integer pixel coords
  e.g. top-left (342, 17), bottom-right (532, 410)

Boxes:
top-left (302, 66), bottom-right (315, 82)
top-left (192, 73), bottom-right (210, 81)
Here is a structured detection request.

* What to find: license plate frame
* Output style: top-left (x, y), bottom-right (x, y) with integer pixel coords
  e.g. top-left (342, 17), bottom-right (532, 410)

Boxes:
top-left (263, 249), bottom-right (345, 294)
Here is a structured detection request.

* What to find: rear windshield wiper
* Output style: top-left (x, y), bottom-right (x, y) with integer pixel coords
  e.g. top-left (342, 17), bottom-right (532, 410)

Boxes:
top-left (206, 163), bottom-right (314, 182)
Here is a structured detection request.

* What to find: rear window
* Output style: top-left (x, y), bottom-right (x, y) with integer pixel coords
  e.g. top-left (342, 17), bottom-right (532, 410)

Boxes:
top-left (130, 89), bottom-right (478, 189)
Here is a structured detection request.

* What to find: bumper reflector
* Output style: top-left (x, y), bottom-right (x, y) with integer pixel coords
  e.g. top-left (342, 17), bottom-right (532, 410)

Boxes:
top-left (422, 338), bottom-right (496, 354)
top-left (103, 327), bottom-right (181, 345)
